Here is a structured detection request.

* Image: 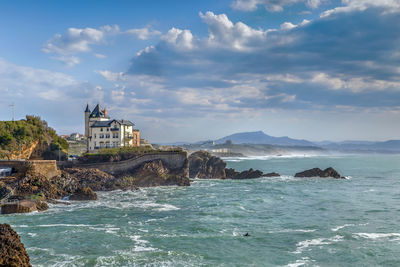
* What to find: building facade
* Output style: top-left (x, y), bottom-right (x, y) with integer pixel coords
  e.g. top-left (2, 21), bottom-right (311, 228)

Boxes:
top-left (84, 104), bottom-right (140, 152)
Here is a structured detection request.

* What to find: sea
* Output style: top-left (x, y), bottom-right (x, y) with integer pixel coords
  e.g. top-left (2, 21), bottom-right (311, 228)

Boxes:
top-left (2, 154), bottom-right (400, 266)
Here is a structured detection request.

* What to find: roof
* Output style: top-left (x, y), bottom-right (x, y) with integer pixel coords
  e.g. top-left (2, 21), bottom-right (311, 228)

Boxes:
top-left (115, 119), bottom-right (134, 126)
top-left (90, 119), bottom-right (135, 128)
top-left (84, 104), bottom-right (90, 113)
top-left (91, 120), bottom-right (113, 127)
top-left (89, 104), bottom-right (109, 118)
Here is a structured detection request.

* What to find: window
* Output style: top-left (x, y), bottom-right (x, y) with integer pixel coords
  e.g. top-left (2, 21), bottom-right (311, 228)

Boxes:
top-left (94, 134), bottom-right (96, 138)
top-left (107, 128), bottom-right (109, 131)
top-left (113, 133), bottom-right (119, 138)
top-left (100, 134), bottom-right (104, 139)
top-left (94, 142), bottom-right (96, 146)
top-left (101, 128), bottom-right (103, 132)
top-left (106, 134), bottom-right (110, 138)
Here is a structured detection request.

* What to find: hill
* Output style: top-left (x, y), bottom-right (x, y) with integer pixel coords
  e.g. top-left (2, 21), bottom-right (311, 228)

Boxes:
top-left (0, 115), bottom-right (68, 160)
top-left (215, 131), bottom-right (316, 147)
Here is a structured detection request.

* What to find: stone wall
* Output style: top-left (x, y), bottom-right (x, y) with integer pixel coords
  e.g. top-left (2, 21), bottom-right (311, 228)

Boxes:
top-left (0, 160), bottom-right (59, 179)
top-left (60, 152), bottom-right (188, 176)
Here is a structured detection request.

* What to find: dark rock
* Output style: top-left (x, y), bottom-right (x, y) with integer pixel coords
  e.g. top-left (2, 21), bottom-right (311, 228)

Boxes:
top-left (0, 224), bottom-right (31, 267)
top-left (295, 167), bottom-right (344, 179)
top-left (128, 160), bottom-right (190, 187)
top-left (189, 151), bottom-right (226, 179)
top-left (230, 168), bottom-right (264, 179)
top-left (226, 168), bottom-right (280, 179)
top-left (35, 200), bottom-right (49, 211)
top-left (69, 187), bottom-right (98, 201)
top-left (263, 172), bottom-right (281, 177)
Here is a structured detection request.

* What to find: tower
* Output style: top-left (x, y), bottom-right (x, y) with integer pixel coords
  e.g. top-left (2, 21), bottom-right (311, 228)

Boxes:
top-left (84, 104), bottom-right (90, 137)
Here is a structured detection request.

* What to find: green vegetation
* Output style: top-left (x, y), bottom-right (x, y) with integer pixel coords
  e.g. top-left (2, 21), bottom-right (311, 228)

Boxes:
top-left (79, 146), bottom-right (183, 163)
top-left (0, 115), bottom-right (68, 157)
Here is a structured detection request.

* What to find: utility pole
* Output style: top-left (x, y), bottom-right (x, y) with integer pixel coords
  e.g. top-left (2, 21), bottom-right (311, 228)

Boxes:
top-left (9, 103), bottom-right (14, 122)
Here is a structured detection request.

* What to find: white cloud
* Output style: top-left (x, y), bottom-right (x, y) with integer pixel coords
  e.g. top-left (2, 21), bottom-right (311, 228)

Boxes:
top-left (321, 0), bottom-right (400, 17)
top-left (232, 0), bottom-right (321, 12)
top-left (53, 55), bottom-right (81, 67)
top-left (280, 22), bottom-right (298, 30)
top-left (199, 11), bottom-right (267, 50)
top-left (161, 28), bottom-right (195, 50)
top-left (97, 70), bottom-right (125, 82)
top-left (43, 25), bottom-right (119, 66)
top-left (94, 53), bottom-right (107, 59)
top-left (126, 26), bottom-right (161, 40)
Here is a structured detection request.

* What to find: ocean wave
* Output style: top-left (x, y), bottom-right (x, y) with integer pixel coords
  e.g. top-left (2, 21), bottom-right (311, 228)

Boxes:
top-left (293, 235), bottom-right (344, 254)
top-left (331, 223), bottom-right (368, 232)
top-left (353, 233), bottom-right (400, 240)
top-left (222, 154), bottom-right (322, 162)
top-left (284, 257), bottom-right (314, 267)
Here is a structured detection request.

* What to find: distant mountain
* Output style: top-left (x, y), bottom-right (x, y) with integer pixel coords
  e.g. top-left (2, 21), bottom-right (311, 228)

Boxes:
top-left (322, 140), bottom-right (400, 152)
top-left (215, 131), bottom-right (317, 147)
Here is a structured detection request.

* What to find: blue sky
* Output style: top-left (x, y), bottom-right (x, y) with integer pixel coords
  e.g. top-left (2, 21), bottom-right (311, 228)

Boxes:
top-left (0, 0), bottom-right (399, 143)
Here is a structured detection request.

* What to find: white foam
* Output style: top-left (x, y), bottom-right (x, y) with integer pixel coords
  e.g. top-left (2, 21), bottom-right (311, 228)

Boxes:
top-left (285, 257), bottom-right (314, 267)
top-left (129, 235), bottom-right (157, 252)
top-left (293, 235), bottom-right (344, 254)
top-left (331, 224), bottom-right (355, 232)
top-left (353, 233), bottom-right (400, 240)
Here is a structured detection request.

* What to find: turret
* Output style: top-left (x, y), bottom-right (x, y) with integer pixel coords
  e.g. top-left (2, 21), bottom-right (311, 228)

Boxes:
top-left (84, 104), bottom-right (90, 138)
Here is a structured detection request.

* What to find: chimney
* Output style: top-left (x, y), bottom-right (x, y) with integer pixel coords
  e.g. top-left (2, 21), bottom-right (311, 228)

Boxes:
top-left (104, 108), bottom-right (108, 117)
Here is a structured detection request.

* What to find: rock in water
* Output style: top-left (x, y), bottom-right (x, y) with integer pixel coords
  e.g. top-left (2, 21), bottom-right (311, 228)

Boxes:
top-left (188, 151), bottom-right (226, 179)
top-left (69, 187), bottom-right (98, 200)
top-left (295, 167), bottom-right (344, 179)
top-left (0, 224), bottom-right (31, 267)
top-left (226, 168), bottom-right (280, 179)
top-left (128, 160), bottom-right (190, 187)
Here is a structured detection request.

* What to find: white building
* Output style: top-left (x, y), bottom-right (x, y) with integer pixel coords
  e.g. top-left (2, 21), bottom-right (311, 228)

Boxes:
top-left (84, 104), bottom-right (140, 152)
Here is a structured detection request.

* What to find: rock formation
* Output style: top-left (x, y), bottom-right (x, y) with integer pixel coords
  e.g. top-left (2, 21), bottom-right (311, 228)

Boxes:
top-left (124, 160), bottom-right (190, 187)
top-left (226, 168), bottom-right (280, 179)
top-left (69, 187), bottom-right (97, 201)
top-left (295, 167), bottom-right (344, 179)
top-left (189, 151), bottom-right (227, 179)
top-left (189, 150), bottom-right (280, 179)
top-left (0, 224), bottom-right (31, 267)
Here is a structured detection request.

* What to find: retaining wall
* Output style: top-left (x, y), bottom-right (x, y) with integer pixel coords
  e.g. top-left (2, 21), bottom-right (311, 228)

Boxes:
top-left (0, 160), bottom-right (59, 179)
top-left (59, 152), bottom-right (188, 175)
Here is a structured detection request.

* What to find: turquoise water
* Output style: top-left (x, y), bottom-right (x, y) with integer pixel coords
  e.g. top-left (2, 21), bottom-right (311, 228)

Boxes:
top-left (2, 154), bottom-right (400, 266)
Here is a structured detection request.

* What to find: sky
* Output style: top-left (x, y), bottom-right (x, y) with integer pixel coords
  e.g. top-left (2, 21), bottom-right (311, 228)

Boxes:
top-left (0, 0), bottom-right (400, 143)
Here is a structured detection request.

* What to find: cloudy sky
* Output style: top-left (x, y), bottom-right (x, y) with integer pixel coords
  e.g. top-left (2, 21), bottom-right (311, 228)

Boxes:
top-left (1, 0), bottom-right (399, 143)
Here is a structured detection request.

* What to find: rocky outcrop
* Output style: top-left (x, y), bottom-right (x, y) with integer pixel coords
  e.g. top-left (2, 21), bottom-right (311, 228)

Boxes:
top-left (295, 167), bottom-right (344, 179)
top-left (126, 160), bottom-right (190, 187)
top-left (189, 150), bottom-right (280, 179)
top-left (189, 151), bottom-right (226, 179)
top-left (226, 168), bottom-right (280, 179)
top-left (0, 224), bottom-right (31, 267)
top-left (69, 187), bottom-right (97, 201)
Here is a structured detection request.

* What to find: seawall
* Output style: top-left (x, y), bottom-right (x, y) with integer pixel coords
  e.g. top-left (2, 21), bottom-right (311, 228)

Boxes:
top-left (0, 160), bottom-right (59, 179)
top-left (59, 152), bottom-right (189, 176)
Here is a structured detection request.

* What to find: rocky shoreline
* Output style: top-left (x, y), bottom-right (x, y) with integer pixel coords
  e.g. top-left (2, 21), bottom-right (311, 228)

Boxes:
top-left (0, 150), bottom-right (344, 215)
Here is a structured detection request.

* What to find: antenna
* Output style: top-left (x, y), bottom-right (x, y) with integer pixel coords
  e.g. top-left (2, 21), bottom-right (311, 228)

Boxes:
top-left (9, 103), bottom-right (14, 122)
